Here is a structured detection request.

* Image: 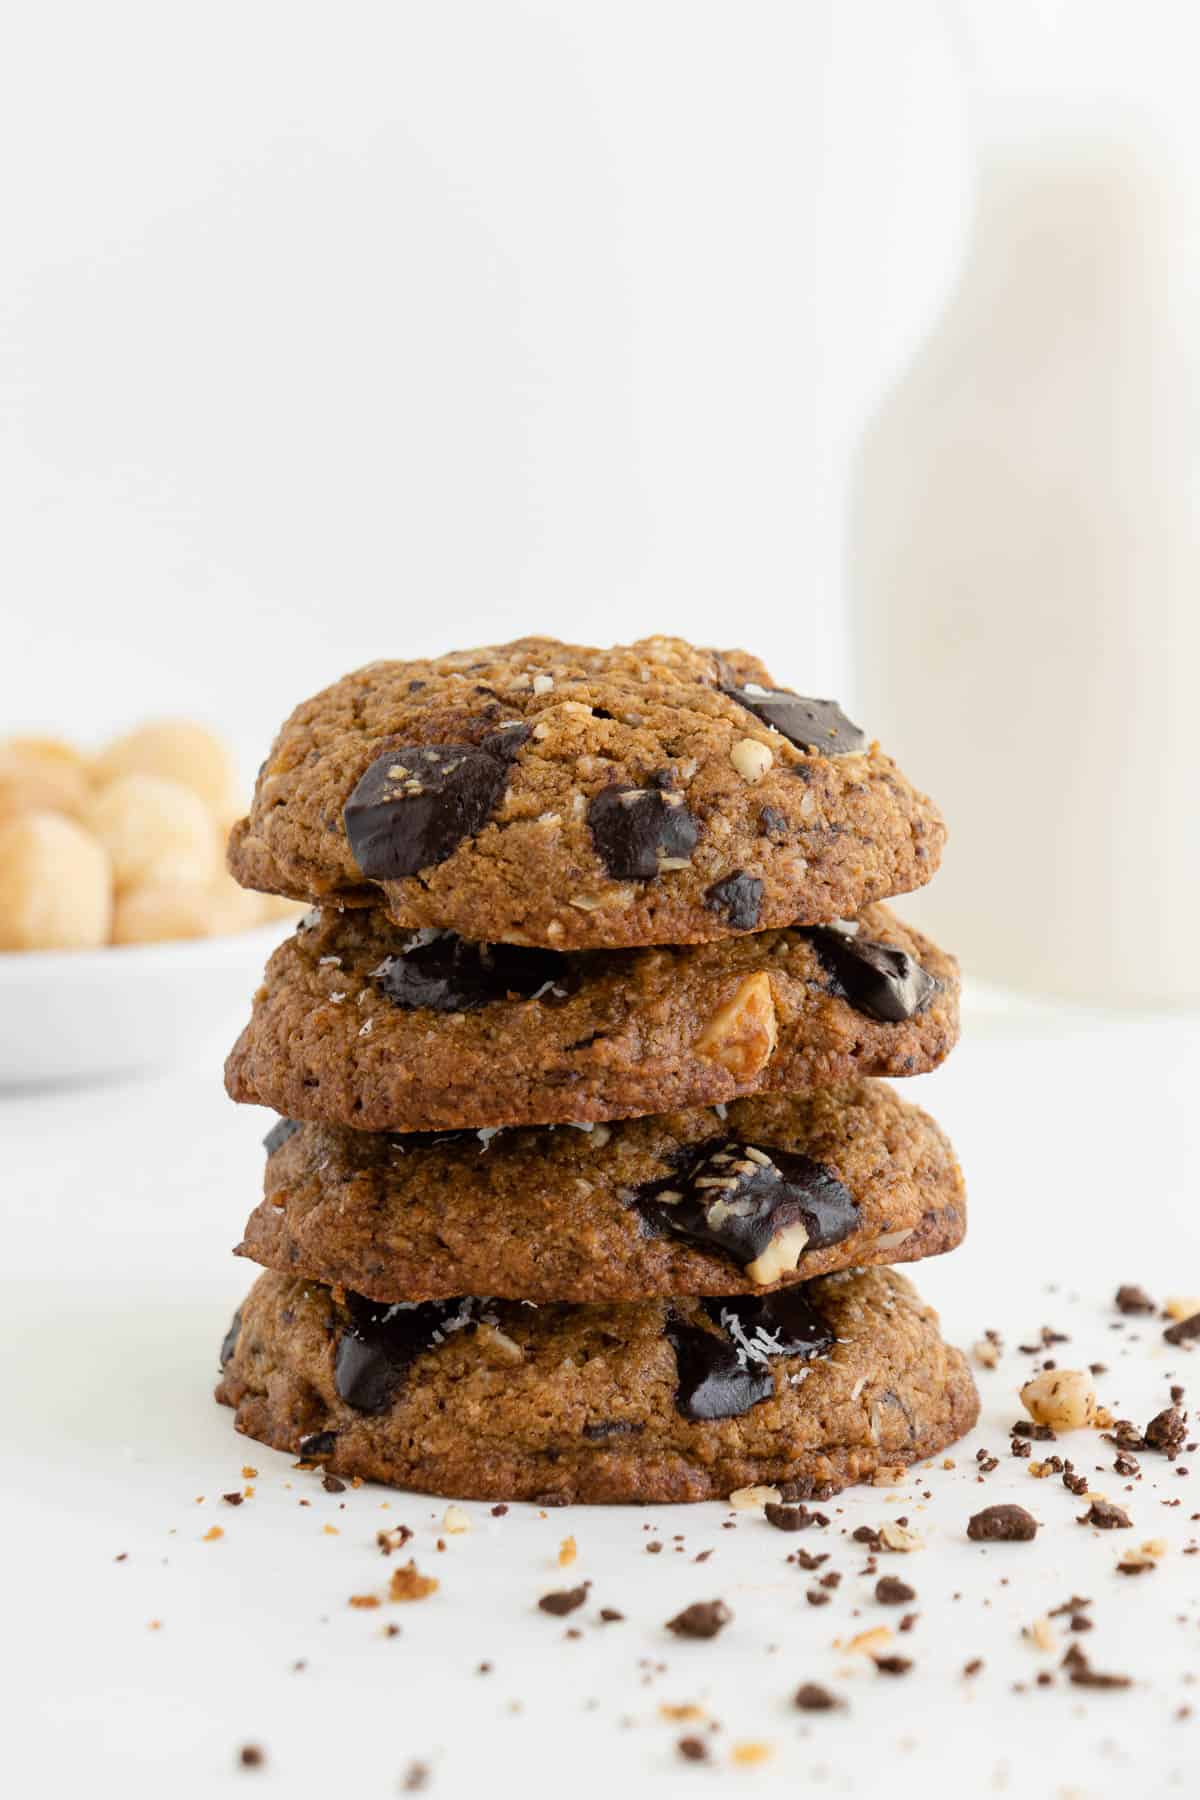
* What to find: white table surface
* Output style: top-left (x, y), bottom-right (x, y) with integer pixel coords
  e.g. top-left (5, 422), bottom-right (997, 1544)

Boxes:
top-left (4, 991), bottom-right (1199, 1799)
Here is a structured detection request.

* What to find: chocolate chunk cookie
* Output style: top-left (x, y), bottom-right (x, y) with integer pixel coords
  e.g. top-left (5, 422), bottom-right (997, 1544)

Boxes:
top-left (224, 903), bottom-right (957, 1132)
top-left (239, 1081), bottom-right (965, 1302)
top-left (216, 1266), bottom-right (979, 1503)
top-left (226, 637), bottom-right (945, 949)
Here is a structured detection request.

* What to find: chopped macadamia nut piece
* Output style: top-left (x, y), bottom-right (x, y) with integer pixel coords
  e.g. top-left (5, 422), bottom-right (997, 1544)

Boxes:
top-left (1020, 1369), bottom-right (1098, 1431)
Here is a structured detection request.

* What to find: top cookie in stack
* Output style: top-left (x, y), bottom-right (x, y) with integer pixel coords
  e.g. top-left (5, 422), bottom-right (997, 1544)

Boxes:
top-left (227, 636), bottom-right (943, 951)
top-left (218, 637), bottom-right (975, 1503)
top-left (225, 636), bottom-right (955, 1132)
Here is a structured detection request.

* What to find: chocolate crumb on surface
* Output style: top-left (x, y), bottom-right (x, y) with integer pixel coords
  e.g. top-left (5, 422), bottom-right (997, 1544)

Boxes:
top-left (666, 1600), bottom-right (732, 1639)
top-left (967, 1504), bottom-right (1038, 1542)
top-left (1078, 1500), bottom-right (1132, 1530)
top-left (875, 1575), bottom-right (916, 1605)
top-left (1164, 1311), bottom-right (1200, 1347)
top-left (677, 1737), bottom-right (709, 1762)
top-left (764, 1503), bottom-right (822, 1532)
top-left (1115, 1285), bottom-right (1156, 1315)
top-left (1145, 1406), bottom-right (1188, 1458)
top-left (538, 1582), bottom-right (590, 1617)
top-left (237, 1746), bottom-right (265, 1770)
top-left (1062, 1644), bottom-right (1132, 1690)
top-left (873, 1655), bottom-right (913, 1676)
top-left (794, 1682), bottom-right (840, 1712)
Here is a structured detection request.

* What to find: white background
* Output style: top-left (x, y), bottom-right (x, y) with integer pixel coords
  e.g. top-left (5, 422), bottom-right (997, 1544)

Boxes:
top-left (1, 0), bottom-right (969, 757)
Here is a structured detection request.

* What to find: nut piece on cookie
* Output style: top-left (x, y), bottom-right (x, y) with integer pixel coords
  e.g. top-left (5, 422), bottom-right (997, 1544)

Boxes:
top-left (694, 972), bottom-right (778, 1080)
top-left (0, 811), bottom-right (111, 949)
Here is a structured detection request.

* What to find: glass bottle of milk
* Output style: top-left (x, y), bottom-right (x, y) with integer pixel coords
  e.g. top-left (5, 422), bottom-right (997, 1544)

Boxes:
top-left (849, 7), bottom-right (1200, 1007)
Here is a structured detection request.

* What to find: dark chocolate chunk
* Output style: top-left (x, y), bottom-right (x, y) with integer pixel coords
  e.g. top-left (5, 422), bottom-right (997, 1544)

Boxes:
top-left (667, 1320), bottom-right (774, 1422)
top-left (581, 1420), bottom-right (644, 1441)
top-left (297, 1431), bottom-right (337, 1459)
top-left (704, 871), bottom-right (764, 931)
top-left (262, 1117), bottom-right (301, 1157)
top-left (676, 1737), bottom-right (708, 1763)
top-left (219, 1307), bottom-right (242, 1370)
top-left (587, 782), bottom-right (699, 880)
top-left (665, 1599), bottom-right (731, 1639)
top-left (633, 1138), bottom-right (857, 1277)
top-left (706, 1287), bottom-right (836, 1358)
top-left (538, 1583), bottom-right (590, 1616)
top-left (1164, 1310), bottom-right (1200, 1347)
top-left (873, 1655), bottom-right (913, 1676)
top-left (967, 1504), bottom-right (1038, 1542)
top-left (334, 1293), bottom-right (485, 1413)
top-left (758, 805), bottom-right (788, 839)
top-left (343, 725), bottom-right (530, 879)
top-left (668, 1290), bottom-right (834, 1422)
top-left (875, 1576), bottom-right (916, 1605)
top-left (1077, 1500), bottom-right (1131, 1530)
top-left (794, 1682), bottom-right (840, 1711)
top-left (722, 684), bottom-right (866, 755)
top-left (804, 923), bottom-right (936, 1023)
top-left (374, 932), bottom-right (573, 1013)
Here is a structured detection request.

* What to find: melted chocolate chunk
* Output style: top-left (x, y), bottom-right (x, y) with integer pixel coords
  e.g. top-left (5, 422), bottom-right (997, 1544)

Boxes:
top-left (634, 1138), bottom-right (857, 1276)
top-left (668, 1289), bottom-right (834, 1421)
top-left (804, 924), bottom-right (935, 1023)
top-left (723, 685), bottom-right (865, 755)
top-left (667, 1322), bottom-right (774, 1421)
top-left (219, 1307), bottom-right (242, 1369)
top-left (704, 871), bottom-right (764, 930)
top-left (587, 782), bottom-right (699, 880)
top-left (334, 1293), bottom-right (487, 1413)
top-left (343, 725), bottom-right (530, 879)
top-left (374, 932), bottom-right (573, 1012)
top-left (262, 1117), bottom-right (301, 1157)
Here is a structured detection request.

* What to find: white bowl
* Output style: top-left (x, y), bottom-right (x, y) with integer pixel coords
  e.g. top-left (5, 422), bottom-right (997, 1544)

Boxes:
top-left (0, 921), bottom-right (289, 1088)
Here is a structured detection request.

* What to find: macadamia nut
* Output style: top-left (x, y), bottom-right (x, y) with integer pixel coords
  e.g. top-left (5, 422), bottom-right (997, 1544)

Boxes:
top-left (0, 744), bottom-right (89, 822)
top-left (92, 720), bottom-right (239, 815)
top-left (0, 812), bottom-right (111, 949)
top-left (111, 881), bottom-right (218, 945)
top-left (1020, 1369), bottom-right (1098, 1432)
top-left (87, 774), bottom-right (219, 891)
top-left (694, 971), bottom-right (778, 1080)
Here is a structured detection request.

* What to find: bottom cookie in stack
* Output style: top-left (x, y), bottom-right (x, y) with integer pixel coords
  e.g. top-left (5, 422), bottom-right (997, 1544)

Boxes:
top-left (216, 1081), bottom-right (978, 1502)
top-left (217, 1267), bottom-right (976, 1504)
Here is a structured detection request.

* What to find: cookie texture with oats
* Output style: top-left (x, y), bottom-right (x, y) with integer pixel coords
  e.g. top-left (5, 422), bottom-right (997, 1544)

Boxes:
top-left (238, 1080), bottom-right (965, 1303)
top-left (224, 902), bottom-right (958, 1132)
top-left (226, 636), bottom-right (944, 950)
top-left (216, 1265), bottom-right (979, 1504)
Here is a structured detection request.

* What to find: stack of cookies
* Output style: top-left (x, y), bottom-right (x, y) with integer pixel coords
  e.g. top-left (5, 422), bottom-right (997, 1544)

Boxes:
top-left (216, 637), bottom-right (978, 1503)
